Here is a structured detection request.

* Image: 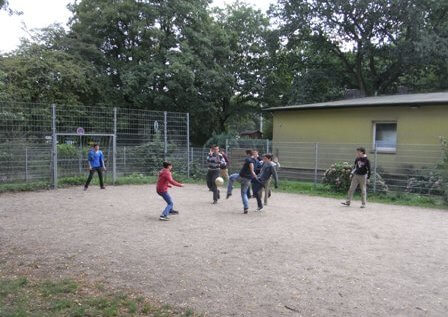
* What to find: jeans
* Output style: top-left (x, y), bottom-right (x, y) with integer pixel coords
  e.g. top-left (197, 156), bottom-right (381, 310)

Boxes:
top-left (227, 173), bottom-right (240, 195)
top-left (228, 173), bottom-right (251, 209)
top-left (347, 174), bottom-right (367, 205)
top-left (158, 191), bottom-right (173, 217)
top-left (252, 179), bottom-right (264, 208)
top-left (85, 167), bottom-right (104, 188)
top-left (206, 169), bottom-right (220, 202)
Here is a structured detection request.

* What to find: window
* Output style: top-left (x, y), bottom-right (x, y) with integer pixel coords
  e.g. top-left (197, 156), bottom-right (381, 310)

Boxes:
top-left (374, 122), bottom-right (397, 152)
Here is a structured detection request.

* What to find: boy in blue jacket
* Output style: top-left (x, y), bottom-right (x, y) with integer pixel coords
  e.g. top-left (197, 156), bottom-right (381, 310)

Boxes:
top-left (84, 144), bottom-right (106, 190)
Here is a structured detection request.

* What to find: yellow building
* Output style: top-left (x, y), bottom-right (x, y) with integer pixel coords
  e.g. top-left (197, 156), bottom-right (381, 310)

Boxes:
top-left (266, 92), bottom-right (448, 184)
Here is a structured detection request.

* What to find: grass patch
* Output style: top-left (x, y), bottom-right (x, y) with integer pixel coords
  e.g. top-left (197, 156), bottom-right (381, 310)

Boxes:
top-left (277, 180), bottom-right (448, 209)
top-left (0, 276), bottom-right (200, 317)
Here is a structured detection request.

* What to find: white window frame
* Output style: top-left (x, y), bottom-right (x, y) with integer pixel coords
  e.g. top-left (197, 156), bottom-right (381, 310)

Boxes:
top-left (373, 121), bottom-right (397, 153)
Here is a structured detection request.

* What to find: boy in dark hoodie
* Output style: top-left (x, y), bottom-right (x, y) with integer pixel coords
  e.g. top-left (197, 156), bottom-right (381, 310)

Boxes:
top-left (342, 147), bottom-right (371, 208)
top-left (157, 162), bottom-right (183, 221)
top-left (252, 154), bottom-right (279, 211)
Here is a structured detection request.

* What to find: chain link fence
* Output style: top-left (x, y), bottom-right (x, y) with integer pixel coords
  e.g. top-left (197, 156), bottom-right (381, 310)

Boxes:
top-left (271, 142), bottom-right (446, 195)
top-left (0, 102), bottom-right (190, 187)
top-left (188, 140), bottom-right (447, 197)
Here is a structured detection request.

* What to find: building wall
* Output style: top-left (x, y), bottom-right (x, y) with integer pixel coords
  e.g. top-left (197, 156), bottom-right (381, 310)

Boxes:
top-left (271, 105), bottom-right (448, 173)
top-left (272, 105), bottom-right (448, 145)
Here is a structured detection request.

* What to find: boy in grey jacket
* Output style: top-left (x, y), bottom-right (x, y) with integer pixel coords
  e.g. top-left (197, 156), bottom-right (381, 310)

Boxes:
top-left (252, 153), bottom-right (279, 211)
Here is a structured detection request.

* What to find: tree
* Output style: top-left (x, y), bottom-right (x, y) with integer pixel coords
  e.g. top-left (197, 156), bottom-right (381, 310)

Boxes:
top-left (272, 0), bottom-right (448, 96)
top-left (0, 37), bottom-right (103, 104)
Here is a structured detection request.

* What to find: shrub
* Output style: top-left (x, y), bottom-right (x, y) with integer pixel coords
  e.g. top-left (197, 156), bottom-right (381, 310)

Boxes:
top-left (438, 137), bottom-right (448, 202)
top-left (57, 144), bottom-right (78, 159)
top-left (406, 171), bottom-right (444, 195)
top-left (323, 161), bottom-right (388, 193)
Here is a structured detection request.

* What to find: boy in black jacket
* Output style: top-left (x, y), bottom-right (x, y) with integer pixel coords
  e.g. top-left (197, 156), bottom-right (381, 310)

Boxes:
top-left (342, 147), bottom-right (371, 208)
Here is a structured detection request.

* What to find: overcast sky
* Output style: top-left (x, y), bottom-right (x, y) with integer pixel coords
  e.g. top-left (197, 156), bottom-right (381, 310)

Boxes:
top-left (0, 0), bottom-right (274, 54)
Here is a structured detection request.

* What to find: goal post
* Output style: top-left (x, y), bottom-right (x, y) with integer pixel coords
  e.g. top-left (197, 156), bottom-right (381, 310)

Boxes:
top-left (52, 133), bottom-right (116, 189)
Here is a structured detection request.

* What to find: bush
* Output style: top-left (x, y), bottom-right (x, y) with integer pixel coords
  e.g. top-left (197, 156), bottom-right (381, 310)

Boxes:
top-left (323, 161), bottom-right (388, 193)
top-left (406, 171), bottom-right (444, 195)
top-left (438, 137), bottom-right (448, 202)
top-left (57, 144), bottom-right (78, 159)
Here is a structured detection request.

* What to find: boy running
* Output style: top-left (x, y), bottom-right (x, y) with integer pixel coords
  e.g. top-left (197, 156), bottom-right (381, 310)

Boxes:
top-left (342, 147), bottom-right (371, 208)
top-left (84, 144), bottom-right (106, 190)
top-left (157, 162), bottom-right (183, 221)
top-left (206, 145), bottom-right (226, 204)
top-left (227, 149), bottom-right (257, 214)
top-left (252, 154), bottom-right (279, 211)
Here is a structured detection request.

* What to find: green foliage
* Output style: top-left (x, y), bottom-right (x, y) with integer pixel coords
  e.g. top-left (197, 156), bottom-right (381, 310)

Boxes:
top-left (272, 0), bottom-right (448, 97)
top-left (323, 161), bottom-right (388, 193)
top-left (1, 0), bottom-right (448, 144)
top-left (205, 132), bottom-right (238, 149)
top-left (406, 171), bottom-right (444, 195)
top-left (57, 144), bottom-right (79, 159)
top-left (438, 137), bottom-right (448, 202)
top-left (322, 162), bottom-right (353, 192)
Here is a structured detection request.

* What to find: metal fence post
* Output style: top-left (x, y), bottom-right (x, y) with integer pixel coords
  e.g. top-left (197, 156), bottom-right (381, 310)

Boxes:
top-left (25, 147), bottom-right (29, 182)
top-left (373, 147), bottom-right (378, 193)
top-left (51, 104), bottom-right (57, 189)
top-left (225, 139), bottom-right (229, 154)
top-left (123, 146), bottom-right (127, 170)
top-left (186, 113), bottom-right (190, 178)
top-left (314, 143), bottom-right (319, 185)
top-left (78, 135), bottom-right (82, 174)
top-left (266, 139), bottom-right (270, 153)
top-left (164, 111), bottom-right (168, 161)
top-left (113, 107), bottom-right (117, 184)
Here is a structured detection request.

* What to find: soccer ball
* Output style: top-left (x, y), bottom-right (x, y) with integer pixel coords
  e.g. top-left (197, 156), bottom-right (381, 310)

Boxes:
top-left (215, 177), bottom-right (224, 187)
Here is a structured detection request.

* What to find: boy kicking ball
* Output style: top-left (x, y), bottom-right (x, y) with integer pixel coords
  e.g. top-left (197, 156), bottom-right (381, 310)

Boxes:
top-left (157, 162), bottom-right (183, 221)
top-left (342, 147), bottom-right (371, 208)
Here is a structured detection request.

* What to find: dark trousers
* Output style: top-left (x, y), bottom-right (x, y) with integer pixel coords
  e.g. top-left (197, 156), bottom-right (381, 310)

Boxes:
top-left (206, 169), bottom-right (220, 202)
top-left (252, 179), bottom-right (264, 208)
top-left (85, 167), bottom-right (104, 188)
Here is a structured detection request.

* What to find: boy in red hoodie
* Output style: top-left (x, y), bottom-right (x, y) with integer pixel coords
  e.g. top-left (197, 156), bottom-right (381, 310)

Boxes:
top-left (157, 162), bottom-right (183, 221)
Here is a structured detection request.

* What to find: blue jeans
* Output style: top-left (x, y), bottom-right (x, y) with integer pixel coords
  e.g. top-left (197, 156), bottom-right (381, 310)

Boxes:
top-left (240, 177), bottom-right (251, 210)
top-left (158, 191), bottom-right (173, 217)
top-left (227, 173), bottom-right (240, 195)
top-left (227, 173), bottom-right (251, 209)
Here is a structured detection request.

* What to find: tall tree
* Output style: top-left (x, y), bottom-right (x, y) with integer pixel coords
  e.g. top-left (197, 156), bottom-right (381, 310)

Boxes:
top-left (272, 0), bottom-right (448, 96)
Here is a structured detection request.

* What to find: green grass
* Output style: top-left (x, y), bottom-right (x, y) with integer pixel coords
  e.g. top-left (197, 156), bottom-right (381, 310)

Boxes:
top-left (1, 174), bottom-right (447, 209)
top-left (277, 180), bottom-right (448, 209)
top-left (0, 276), bottom-right (199, 317)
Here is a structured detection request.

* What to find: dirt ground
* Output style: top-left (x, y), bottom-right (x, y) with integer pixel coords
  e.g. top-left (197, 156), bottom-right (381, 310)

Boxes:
top-left (1, 184), bottom-right (447, 317)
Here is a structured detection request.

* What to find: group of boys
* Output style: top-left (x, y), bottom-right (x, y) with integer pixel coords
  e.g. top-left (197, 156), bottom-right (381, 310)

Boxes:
top-left (206, 145), bottom-right (279, 214)
top-left (84, 143), bottom-right (371, 221)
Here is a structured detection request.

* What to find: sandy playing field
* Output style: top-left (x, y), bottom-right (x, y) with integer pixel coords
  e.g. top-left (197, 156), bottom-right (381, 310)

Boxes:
top-left (1, 184), bottom-right (447, 316)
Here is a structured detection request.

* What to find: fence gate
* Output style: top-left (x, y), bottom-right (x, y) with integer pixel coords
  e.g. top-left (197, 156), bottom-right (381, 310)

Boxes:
top-left (52, 133), bottom-right (116, 188)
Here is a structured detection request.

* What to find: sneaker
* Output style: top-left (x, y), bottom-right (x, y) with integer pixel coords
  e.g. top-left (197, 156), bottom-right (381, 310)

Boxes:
top-left (101, 187), bottom-right (106, 190)
top-left (360, 205), bottom-right (366, 209)
top-left (256, 207), bottom-right (263, 212)
top-left (212, 200), bottom-right (218, 205)
top-left (170, 210), bottom-right (179, 215)
top-left (243, 209), bottom-right (248, 214)
top-left (341, 202), bottom-right (350, 207)
top-left (226, 193), bottom-right (232, 199)
top-left (83, 187), bottom-right (88, 191)
top-left (159, 215), bottom-right (170, 221)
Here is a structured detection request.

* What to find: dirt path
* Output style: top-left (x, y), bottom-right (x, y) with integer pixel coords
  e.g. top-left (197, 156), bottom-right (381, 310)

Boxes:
top-left (1, 184), bottom-right (447, 316)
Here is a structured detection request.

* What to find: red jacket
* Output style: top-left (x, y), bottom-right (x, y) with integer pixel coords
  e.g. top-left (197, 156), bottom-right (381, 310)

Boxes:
top-left (156, 168), bottom-right (182, 193)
